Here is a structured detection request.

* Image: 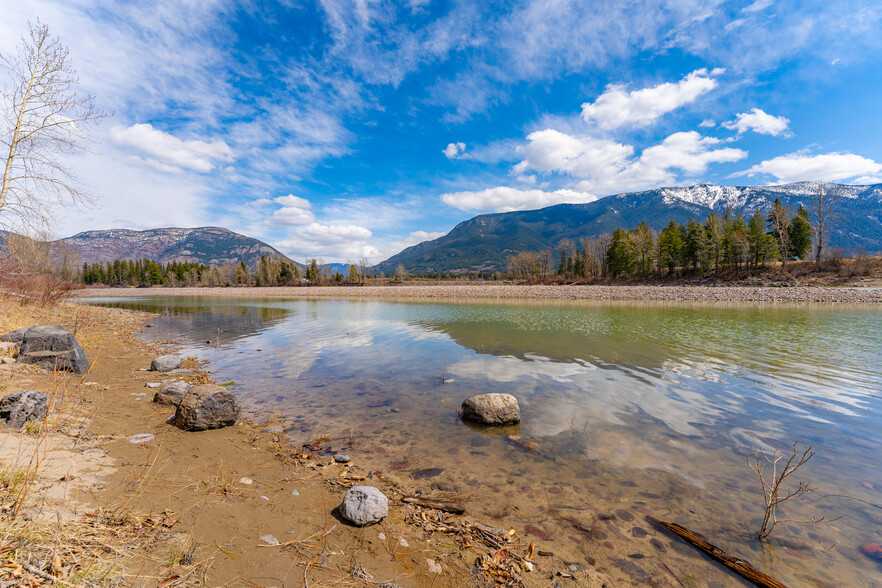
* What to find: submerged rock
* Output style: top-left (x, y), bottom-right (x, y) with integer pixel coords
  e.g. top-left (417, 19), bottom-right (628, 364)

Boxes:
top-left (333, 453), bottom-right (351, 463)
top-left (339, 486), bottom-right (388, 526)
top-left (461, 393), bottom-right (520, 425)
top-left (16, 325), bottom-right (89, 374)
top-left (153, 381), bottom-right (192, 407)
top-left (0, 390), bottom-right (47, 429)
top-left (174, 384), bottom-right (240, 431)
top-left (150, 355), bottom-right (183, 372)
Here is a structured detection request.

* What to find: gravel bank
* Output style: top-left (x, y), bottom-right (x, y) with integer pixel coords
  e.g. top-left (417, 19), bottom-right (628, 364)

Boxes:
top-left (78, 284), bottom-right (882, 304)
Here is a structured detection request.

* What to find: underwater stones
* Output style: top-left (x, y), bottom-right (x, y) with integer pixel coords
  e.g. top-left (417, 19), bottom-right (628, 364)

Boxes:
top-left (461, 393), bottom-right (520, 425)
top-left (339, 486), bottom-right (388, 526)
top-left (174, 384), bottom-right (240, 431)
top-left (0, 390), bottom-right (47, 429)
top-left (153, 381), bottom-right (192, 407)
top-left (150, 355), bottom-right (183, 372)
top-left (333, 453), bottom-right (351, 463)
top-left (860, 542), bottom-right (882, 561)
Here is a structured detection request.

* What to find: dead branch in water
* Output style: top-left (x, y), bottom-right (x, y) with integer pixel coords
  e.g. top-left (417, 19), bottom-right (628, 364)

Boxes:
top-left (646, 515), bottom-right (788, 588)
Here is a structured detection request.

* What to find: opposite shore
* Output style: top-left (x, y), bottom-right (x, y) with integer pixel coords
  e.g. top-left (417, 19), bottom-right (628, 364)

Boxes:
top-left (76, 283), bottom-right (882, 304)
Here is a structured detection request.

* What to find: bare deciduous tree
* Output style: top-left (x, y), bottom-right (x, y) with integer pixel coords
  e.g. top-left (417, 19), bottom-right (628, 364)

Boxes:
top-left (1, 20), bottom-right (107, 230)
top-left (811, 182), bottom-right (842, 270)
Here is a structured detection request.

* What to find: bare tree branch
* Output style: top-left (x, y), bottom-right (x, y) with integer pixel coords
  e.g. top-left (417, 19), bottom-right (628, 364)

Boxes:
top-left (0, 19), bottom-right (109, 231)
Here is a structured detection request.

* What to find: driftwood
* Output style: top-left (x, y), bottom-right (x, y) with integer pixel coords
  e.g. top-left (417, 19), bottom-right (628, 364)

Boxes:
top-left (401, 496), bottom-right (466, 514)
top-left (646, 516), bottom-right (788, 588)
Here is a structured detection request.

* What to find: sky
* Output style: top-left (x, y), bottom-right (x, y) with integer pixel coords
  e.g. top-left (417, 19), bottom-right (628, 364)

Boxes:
top-left (1, 0), bottom-right (881, 263)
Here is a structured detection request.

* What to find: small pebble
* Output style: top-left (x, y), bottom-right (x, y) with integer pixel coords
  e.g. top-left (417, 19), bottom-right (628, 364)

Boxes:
top-left (127, 433), bottom-right (155, 444)
top-left (146, 383), bottom-right (160, 389)
top-left (426, 558), bottom-right (442, 574)
top-left (260, 495), bottom-right (269, 501)
top-left (378, 532), bottom-right (386, 541)
top-left (399, 538), bottom-right (408, 547)
top-left (239, 477), bottom-right (253, 485)
top-left (333, 453), bottom-right (351, 463)
top-left (1, 358), bottom-right (15, 364)
top-left (260, 534), bottom-right (280, 546)
top-left (291, 489), bottom-right (300, 496)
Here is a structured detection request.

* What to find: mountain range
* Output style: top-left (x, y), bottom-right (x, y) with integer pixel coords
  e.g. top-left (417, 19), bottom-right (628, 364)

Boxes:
top-left (8, 227), bottom-right (293, 270)
top-left (3, 182), bottom-right (880, 275)
top-left (374, 182), bottom-right (882, 274)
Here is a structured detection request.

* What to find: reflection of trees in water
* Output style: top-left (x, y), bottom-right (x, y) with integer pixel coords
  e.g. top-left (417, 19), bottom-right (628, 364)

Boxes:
top-left (96, 298), bottom-right (291, 344)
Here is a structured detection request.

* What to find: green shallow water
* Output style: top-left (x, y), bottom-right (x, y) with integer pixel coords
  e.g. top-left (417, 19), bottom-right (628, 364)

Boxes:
top-left (88, 296), bottom-right (882, 587)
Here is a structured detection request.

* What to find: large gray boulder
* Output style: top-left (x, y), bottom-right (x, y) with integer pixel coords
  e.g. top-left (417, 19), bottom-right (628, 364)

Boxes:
top-left (0, 390), bottom-right (47, 429)
top-left (339, 486), bottom-right (388, 526)
top-left (17, 325), bottom-right (89, 374)
top-left (153, 381), bottom-right (192, 406)
top-left (174, 384), bottom-right (240, 431)
top-left (461, 393), bottom-right (521, 425)
top-left (150, 355), bottom-right (183, 372)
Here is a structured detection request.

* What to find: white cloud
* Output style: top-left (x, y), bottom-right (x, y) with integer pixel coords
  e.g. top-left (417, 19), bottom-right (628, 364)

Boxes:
top-left (299, 223), bottom-right (372, 243)
top-left (443, 142), bottom-right (466, 159)
top-left (441, 187), bottom-right (594, 212)
top-left (721, 108), bottom-right (790, 136)
top-left (512, 128), bottom-right (746, 199)
top-left (737, 152), bottom-right (882, 183)
top-left (699, 119), bottom-right (716, 128)
top-left (266, 207), bottom-right (316, 227)
top-left (517, 129), bottom-right (633, 178)
top-left (274, 194), bottom-right (312, 209)
top-left (639, 132), bottom-right (746, 173)
top-left (273, 222), bottom-right (379, 262)
top-left (580, 69), bottom-right (721, 130)
top-left (109, 123), bottom-right (234, 173)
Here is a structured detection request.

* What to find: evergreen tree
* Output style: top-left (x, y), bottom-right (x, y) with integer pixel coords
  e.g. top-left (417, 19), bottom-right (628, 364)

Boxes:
top-left (684, 217), bottom-right (704, 271)
top-left (657, 220), bottom-right (683, 275)
top-left (606, 228), bottom-right (634, 277)
top-left (788, 206), bottom-right (812, 259)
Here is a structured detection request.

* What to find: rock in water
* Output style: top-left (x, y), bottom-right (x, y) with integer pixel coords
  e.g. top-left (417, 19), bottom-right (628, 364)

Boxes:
top-left (153, 381), bottom-right (192, 406)
top-left (339, 486), bottom-right (388, 526)
top-left (174, 384), bottom-right (240, 431)
top-left (333, 453), bottom-right (351, 463)
top-left (0, 390), bottom-right (47, 429)
top-left (17, 325), bottom-right (89, 374)
top-left (461, 393), bottom-right (520, 425)
top-left (150, 355), bottom-right (183, 372)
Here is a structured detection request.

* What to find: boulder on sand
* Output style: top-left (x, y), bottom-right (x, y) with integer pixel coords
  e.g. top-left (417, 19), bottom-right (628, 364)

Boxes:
top-left (153, 381), bottom-right (192, 407)
top-left (461, 393), bottom-right (520, 425)
top-left (174, 384), bottom-right (240, 431)
top-left (339, 486), bottom-right (388, 526)
top-left (16, 325), bottom-right (89, 374)
top-left (0, 390), bottom-right (47, 429)
top-left (150, 355), bottom-right (183, 372)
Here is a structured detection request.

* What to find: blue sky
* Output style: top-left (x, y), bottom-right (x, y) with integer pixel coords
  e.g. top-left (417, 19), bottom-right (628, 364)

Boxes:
top-left (1, 0), bottom-right (881, 262)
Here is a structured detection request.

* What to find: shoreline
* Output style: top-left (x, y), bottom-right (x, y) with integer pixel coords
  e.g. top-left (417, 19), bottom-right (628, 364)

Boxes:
top-left (74, 283), bottom-right (882, 304)
top-left (0, 299), bottom-right (622, 586)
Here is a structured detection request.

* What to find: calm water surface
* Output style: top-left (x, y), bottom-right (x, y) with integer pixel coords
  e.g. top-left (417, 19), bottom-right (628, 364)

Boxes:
top-left (90, 296), bottom-right (882, 587)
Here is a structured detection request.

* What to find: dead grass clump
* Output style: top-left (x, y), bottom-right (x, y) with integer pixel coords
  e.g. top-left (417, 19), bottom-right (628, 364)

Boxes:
top-left (0, 505), bottom-right (187, 586)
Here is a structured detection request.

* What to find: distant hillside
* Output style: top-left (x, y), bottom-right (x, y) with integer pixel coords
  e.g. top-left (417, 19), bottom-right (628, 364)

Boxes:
top-left (374, 182), bottom-right (882, 274)
top-left (59, 227), bottom-right (294, 270)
